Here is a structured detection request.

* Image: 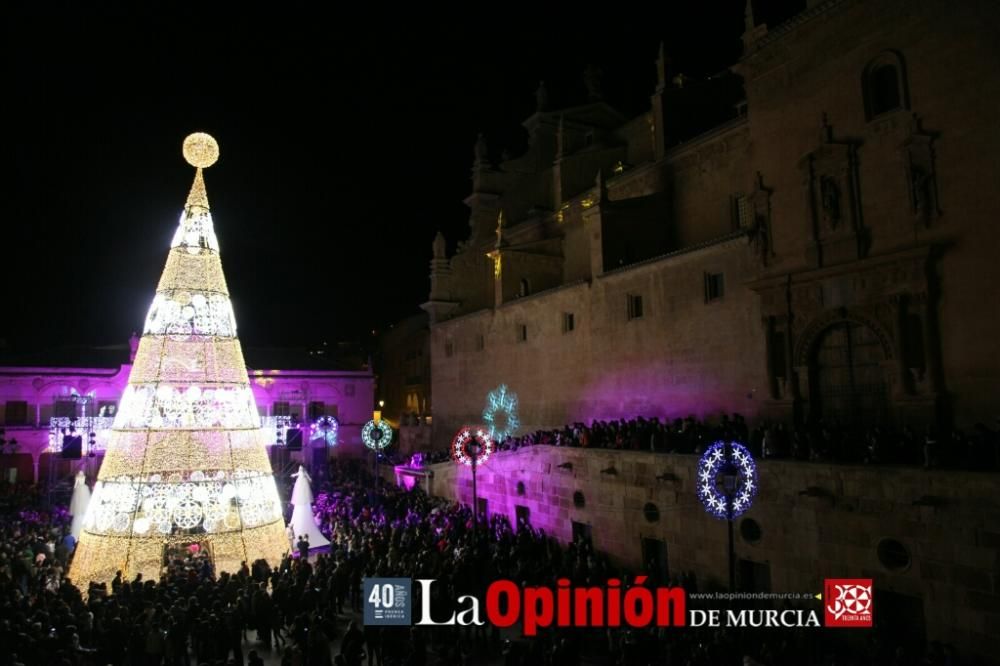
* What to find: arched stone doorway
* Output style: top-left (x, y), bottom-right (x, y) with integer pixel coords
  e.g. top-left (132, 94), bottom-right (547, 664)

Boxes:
top-left (808, 320), bottom-right (890, 425)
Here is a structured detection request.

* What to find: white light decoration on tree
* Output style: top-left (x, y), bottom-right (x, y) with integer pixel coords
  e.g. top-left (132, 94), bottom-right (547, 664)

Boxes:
top-left (68, 133), bottom-right (288, 590)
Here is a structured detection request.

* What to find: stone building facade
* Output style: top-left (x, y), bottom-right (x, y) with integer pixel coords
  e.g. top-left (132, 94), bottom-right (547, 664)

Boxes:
top-left (0, 338), bottom-right (374, 481)
top-left (413, 444), bottom-right (1000, 660)
top-left (422, 0), bottom-right (1000, 446)
top-left (375, 312), bottom-right (431, 426)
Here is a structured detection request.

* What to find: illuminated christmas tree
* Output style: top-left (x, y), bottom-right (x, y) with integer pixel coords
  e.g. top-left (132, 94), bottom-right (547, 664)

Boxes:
top-left (69, 133), bottom-right (287, 587)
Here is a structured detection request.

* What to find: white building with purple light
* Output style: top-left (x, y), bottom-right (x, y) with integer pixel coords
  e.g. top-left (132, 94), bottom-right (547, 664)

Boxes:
top-left (0, 334), bottom-right (374, 483)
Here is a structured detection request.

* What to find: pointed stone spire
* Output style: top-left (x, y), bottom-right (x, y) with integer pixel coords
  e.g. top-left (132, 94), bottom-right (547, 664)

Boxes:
top-left (432, 231), bottom-right (446, 259)
top-left (494, 209), bottom-right (506, 249)
top-left (535, 80), bottom-right (549, 112)
top-left (742, 0), bottom-right (767, 50)
top-left (556, 115), bottom-right (565, 160)
top-left (655, 41), bottom-right (667, 93)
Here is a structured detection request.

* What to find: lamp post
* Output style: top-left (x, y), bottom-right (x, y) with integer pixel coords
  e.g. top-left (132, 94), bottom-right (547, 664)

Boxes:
top-left (469, 439), bottom-right (481, 534)
top-left (695, 441), bottom-right (758, 595)
top-left (450, 427), bottom-right (492, 538)
top-left (721, 442), bottom-right (738, 593)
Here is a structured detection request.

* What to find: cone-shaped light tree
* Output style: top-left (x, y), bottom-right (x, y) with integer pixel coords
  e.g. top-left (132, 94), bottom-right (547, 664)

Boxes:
top-left (69, 134), bottom-right (287, 587)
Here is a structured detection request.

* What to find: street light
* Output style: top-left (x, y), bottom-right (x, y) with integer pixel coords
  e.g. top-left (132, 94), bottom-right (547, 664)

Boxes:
top-left (695, 441), bottom-right (759, 593)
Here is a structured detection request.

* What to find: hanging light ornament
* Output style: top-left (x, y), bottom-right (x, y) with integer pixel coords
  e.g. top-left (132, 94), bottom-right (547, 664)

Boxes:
top-left (696, 441), bottom-right (758, 520)
top-left (362, 419), bottom-right (392, 450)
top-left (451, 426), bottom-right (493, 467)
top-left (310, 415), bottom-right (340, 447)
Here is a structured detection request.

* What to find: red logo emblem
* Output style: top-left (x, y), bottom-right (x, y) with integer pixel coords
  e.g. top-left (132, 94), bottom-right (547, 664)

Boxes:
top-left (824, 579), bottom-right (873, 627)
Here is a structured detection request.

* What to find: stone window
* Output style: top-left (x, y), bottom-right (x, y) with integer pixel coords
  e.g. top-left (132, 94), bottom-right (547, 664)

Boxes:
top-left (54, 399), bottom-right (76, 418)
top-left (573, 490), bottom-right (585, 508)
top-left (627, 293), bottom-right (644, 321)
top-left (4, 400), bottom-right (28, 425)
top-left (704, 272), bottom-right (725, 302)
top-left (516, 480), bottom-right (525, 496)
top-left (740, 518), bottom-right (762, 544)
top-left (562, 312), bottom-right (575, 333)
top-left (475, 334), bottom-right (485, 352)
top-left (643, 502), bottom-right (660, 523)
top-left (308, 401), bottom-right (325, 420)
top-left (519, 278), bottom-right (531, 298)
top-left (769, 331), bottom-right (787, 381)
top-left (877, 537), bottom-right (911, 571)
top-left (862, 51), bottom-right (909, 120)
top-left (732, 193), bottom-right (753, 230)
top-left (444, 340), bottom-right (454, 357)
top-left (517, 324), bottom-right (528, 343)
top-left (272, 401), bottom-right (291, 417)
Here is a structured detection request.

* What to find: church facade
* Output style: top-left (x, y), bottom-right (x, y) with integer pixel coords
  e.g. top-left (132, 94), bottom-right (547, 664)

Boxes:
top-left (423, 0), bottom-right (1000, 445)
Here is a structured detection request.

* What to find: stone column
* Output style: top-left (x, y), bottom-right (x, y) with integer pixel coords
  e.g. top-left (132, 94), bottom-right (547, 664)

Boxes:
top-left (890, 295), bottom-right (912, 397)
top-left (913, 292), bottom-right (942, 394)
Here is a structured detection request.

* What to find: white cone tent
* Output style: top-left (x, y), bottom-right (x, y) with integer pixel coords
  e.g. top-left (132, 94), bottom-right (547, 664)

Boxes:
top-left (69, 470), bottom-right (91, 540)
top-left (288, 465), bottom-right (329, 549)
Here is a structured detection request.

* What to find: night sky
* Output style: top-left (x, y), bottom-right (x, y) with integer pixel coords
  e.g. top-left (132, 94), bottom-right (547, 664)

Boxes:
top-left (5, 2), bottom-right (801, 353)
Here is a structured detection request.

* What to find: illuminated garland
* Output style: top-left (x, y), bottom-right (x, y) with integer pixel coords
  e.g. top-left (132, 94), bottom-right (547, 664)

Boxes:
top-left (362, 419), bottom-right (392, 450)
top-left (482, 384), bottom-right (519, 442)
top-left (451, 426), bottom-right (493, 467)
top-left (696, 441), bottom-right (758, 520)
top-left (310, 415), bottom-right (339, 447)
top-left (68, 133), bottom-right (288, 590)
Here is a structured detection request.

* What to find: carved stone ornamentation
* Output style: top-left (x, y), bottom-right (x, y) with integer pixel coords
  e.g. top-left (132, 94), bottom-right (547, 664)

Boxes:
top-left (900, 114), bottom-right (941, 229)
top-left (800, 116), bottom-right (868, 267)
top-left (747, 171), bottom-right (774, 267)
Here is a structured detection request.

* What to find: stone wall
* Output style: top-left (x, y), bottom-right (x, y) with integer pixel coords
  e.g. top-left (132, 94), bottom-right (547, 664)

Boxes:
top-left (420, 444), bottom-right (1000, 659)
top-left (431, 237), bottom-right (766, 447)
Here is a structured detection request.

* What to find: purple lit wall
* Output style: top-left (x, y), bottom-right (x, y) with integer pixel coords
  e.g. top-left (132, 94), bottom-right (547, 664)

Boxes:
top-left (0, 362), bottom-right (374, 481)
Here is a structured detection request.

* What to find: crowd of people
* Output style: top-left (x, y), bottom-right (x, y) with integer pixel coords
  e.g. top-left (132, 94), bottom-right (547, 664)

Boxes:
top-left (481, 413), bottom-right (1000, 471)
top-left (0, 457), bottom-right (979, 666)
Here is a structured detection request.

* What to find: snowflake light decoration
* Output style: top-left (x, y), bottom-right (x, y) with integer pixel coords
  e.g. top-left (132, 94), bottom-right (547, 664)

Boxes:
top-left (696, 441), bottom-right (758, 520)
top-left (310, 415), bottom-right (339, 447)
top-left (482, 384), bottom-right (520, 441)
top-left (362, 419), bottom-right (393, 450)
top-left (451, 426), bottom-right (493, 467)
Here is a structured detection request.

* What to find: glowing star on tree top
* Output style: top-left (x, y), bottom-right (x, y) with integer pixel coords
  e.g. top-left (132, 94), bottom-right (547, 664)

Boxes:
top-left (68, 133), bottom-right (288, 590)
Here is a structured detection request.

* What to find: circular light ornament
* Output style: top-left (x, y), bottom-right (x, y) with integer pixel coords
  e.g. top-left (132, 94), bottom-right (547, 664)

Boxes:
top-left (362, 419), bottom-right (393, 450)
top-left (132, 517), bottom-right (151, 534)
top-left (173, 499), bottom-right (203, 529)
top-left (482, 384), bottom-right (520, 442)
top-left (696, 441), bottom-right (758, 520)
top-left (451, 426), bottom-right (494, 467)
top-left (310, 415), bottom-right (339, 447)
top-left (183, 132), bottom-right (220, 168)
